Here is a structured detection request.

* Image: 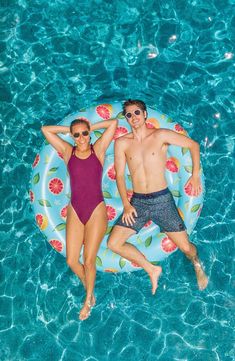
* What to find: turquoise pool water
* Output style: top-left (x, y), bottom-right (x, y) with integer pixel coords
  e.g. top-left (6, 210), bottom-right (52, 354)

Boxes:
top-left (0, 1), bottom-right (234, 360)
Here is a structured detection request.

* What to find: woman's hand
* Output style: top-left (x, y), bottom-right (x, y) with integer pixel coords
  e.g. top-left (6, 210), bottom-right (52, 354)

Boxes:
top-left (122, 204), bottom-right (138, 226)
top-left (184, 175), bottom-right (202, 197)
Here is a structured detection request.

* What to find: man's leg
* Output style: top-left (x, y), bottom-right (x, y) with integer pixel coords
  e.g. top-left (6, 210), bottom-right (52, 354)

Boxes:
top-left (108, 225), bottom-right (162, 294)
top-left (165, 230), bottom-right (208, 290)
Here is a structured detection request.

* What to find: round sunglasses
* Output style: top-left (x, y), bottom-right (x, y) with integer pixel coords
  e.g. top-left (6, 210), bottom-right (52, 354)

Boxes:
top-left (73, 130), bottom-right (89, 138)
top-left (125, 109), bottom-right (141, 119)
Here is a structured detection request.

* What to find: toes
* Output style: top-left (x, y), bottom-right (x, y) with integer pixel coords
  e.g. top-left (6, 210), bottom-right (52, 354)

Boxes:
top-left (79, 310), bottom-right (90, 321)
top-left (79, 304), bottom-right (91, 321)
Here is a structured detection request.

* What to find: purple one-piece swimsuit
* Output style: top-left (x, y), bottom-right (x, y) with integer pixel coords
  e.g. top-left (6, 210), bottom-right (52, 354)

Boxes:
top-left (67, 145), bottom-right (103, 225)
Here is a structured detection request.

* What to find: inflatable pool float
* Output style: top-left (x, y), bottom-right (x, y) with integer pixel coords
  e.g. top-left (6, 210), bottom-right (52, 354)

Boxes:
top-left (30, 102), bottom-right (204, 272)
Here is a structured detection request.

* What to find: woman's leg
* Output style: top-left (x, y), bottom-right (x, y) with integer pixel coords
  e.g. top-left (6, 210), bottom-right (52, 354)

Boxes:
top-left (66, 205), bottom-right (86, 285)
top-left (79, 202), bottom-right (107, 320)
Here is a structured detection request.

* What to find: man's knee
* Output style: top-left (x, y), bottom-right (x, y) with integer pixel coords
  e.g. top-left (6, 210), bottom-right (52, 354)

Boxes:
top-left (107, 236), bottom-right (119, 252)
top-left (181, 242), bottom-right (196, 257)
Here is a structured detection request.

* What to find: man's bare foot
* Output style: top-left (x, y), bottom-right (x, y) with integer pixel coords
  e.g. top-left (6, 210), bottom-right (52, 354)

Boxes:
top-left (149, 266), bottom-right (162, 295)
top-left (79, 301), bottom-right (92, 321)
top-left (194, 263), bottom-right (208, 290)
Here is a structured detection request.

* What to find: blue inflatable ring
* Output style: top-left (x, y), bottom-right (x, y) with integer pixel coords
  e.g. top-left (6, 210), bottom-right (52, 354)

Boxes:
top-left (30, 102), bottom-right (204, 272)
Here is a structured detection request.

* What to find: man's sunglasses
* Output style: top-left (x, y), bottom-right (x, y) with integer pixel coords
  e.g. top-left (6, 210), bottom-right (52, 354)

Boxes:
top-left (125, 109), bottom-right (141, 119)
top-left (73, 130), bottom-right (89, 138)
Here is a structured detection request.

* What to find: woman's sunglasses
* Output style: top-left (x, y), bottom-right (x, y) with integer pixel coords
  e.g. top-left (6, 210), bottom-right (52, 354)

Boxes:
top-left (125, 109), bottom-right (141, 119)
top-left (73, 130), bottom-right (89, 138)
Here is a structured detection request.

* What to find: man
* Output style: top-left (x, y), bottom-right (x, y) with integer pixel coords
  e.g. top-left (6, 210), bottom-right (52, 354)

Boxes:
top-left (108, 99), bottom-right (208, 295)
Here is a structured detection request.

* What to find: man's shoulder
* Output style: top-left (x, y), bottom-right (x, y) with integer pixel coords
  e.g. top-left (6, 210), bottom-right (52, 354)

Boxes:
top-left (147, 127), bottom-right (163, 137)
top-left (150, 128), bottom-right (170, 137)
top-left (115, 132), bottom-right (133, 143)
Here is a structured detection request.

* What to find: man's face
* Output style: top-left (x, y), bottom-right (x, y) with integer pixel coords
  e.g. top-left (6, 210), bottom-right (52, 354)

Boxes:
top-left (124, 105), bottom-right (147, 129)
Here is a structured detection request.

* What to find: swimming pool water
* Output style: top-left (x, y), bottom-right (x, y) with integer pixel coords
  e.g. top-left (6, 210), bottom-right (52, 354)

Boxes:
top-left (0, 0), bottom-right (234, 360)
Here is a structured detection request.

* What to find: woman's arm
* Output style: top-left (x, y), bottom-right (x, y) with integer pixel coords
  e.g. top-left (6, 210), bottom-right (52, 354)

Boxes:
top-left (41, 125), bottom-right (72, 161)
top-left (93, 119), bottom-right (118, 161)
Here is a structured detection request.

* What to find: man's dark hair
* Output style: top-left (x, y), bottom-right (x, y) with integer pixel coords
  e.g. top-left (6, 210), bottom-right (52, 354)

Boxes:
top-left (122, 99), bottom-right (147, 115)
top-left (70, 118), bottom-right (90, 133)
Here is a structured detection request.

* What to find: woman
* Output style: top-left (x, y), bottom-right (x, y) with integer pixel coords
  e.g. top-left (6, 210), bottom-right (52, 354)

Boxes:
top-left (41, 116), bottom-right (117, 320)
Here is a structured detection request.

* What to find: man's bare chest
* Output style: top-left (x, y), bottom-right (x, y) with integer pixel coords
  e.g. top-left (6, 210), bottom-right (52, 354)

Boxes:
top-left (125, 142), bottom-right (165, 164)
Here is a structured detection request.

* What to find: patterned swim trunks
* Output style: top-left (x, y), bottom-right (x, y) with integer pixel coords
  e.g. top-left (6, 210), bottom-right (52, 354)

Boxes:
top-left (115, 188), bottom-right (186, 233)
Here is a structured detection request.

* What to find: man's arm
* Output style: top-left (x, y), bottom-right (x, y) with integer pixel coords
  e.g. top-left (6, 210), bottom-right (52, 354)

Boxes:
top-left (159, 129), bottom-right (202, 196)
top-left (114, 138), bottom-right (137, 225)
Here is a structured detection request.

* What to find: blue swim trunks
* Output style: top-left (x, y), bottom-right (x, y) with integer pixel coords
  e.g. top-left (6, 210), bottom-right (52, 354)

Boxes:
top-left (115, 188), bottom-right (186, 233)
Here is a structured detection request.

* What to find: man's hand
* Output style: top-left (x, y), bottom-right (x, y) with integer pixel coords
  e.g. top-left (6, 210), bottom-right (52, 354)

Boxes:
top-left (184, 175), bottom-right (202, 197)
top-left (122, 204), bottom-right (138, 226)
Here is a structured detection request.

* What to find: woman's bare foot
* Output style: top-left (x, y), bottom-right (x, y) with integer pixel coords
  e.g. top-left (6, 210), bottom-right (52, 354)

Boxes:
top-left (149, 266), bottom-right (162, 295)
top-left (194, 263), bottom-right (208, 290)
top-left (81, 278), bottom-right (96, 306)
top-left (79, 301), bottom-right (92, 321)
top-left (91, 294), bottom-right (96, 307)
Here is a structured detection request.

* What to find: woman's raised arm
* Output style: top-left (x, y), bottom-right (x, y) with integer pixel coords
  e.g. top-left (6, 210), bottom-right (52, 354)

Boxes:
top-left (41, 125), bottom-right (72, 161)
top-left (93, 119), bottom-right (118, 158)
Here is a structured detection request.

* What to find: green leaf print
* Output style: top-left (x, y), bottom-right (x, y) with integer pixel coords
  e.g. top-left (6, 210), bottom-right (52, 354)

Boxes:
top-left (145, 236), bottom-right (152, 247)
top-left (184, 201), bottom-right (189, 211)
top-left (173, 177), bottom-right (180, 185)
top-left (54, 223), bottom-right (66, 231)
top-left (47, 167), bottom-right (58, 176)
top-left (105, 226), bottom-right (113, 235)
top-left (94, 131), bottom-right (102, 138)
top-left (96, 256), bottom-right (102, 267)
top-left (116, 111), bottom-right (125, 119)
top-left (171, 190), bottom-right (182, 197)
top-left (33, 173), bottom-right (40, 185)
top-left (45, 155), bottom-right (50, 164)
top-left (184, 166), bottom-right (193, 174)
top-left (38, 199), bottom-right (52, 207)
top-left (102, 248), bottom-right (109, 257)
top-left (137, 236), bottom-right (142, 245)
top-left (103, 190), bottom-right (112, 199)
top-left (182, 147), bottom-right (189, 155)
top-left (191, 204), bottom-right (201, 213)
top-left (119, 258), bottom-right (126, 269)
top-left (166, 117), bottom-right (173, 123)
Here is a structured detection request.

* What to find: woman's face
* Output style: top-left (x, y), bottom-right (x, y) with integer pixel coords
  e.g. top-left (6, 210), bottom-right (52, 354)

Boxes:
top-left (71, 123), bottom-right (90, 147)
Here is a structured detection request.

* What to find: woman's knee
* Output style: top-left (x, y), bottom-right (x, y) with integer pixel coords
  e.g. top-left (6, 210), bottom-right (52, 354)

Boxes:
top-left (84, 257), bottom-right (96, 270)
top-left (66, 257), bottom-right (79, 270)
